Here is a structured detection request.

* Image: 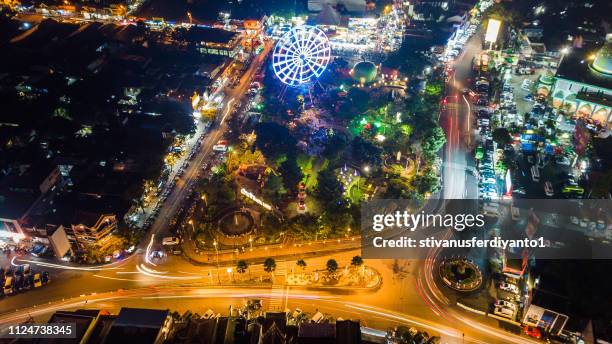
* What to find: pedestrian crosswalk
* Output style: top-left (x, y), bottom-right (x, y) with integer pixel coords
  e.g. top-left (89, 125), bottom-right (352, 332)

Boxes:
top-left (267, 285), bottom-right (285, 311)
top-left (267, 264), bottom-right (287, 311)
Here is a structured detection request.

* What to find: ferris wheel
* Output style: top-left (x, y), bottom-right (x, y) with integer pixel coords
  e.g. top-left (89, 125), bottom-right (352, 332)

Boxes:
top-left (272, 26), bottom-right (331, 87)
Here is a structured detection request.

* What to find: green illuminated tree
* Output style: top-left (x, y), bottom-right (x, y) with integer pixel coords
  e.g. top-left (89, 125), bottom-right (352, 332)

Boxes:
top-left (279, 155), bottom-right (303, 193)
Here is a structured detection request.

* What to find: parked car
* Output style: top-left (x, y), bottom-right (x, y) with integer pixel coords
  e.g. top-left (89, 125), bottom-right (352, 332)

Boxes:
top-left (524, 326), bottom-right (542, 339)
top-left (162, 237), bottom-right (180, 246)
top-left (3, 276), bottom-right (14, 295)
top-left (499, 282), bottom-right (519, 294)
top-left (493, 306), bottom-right (514, 318)
top-left (495, 299), bottom-right (517, 311)
top-left (544, 181), bottom-right (554, 196)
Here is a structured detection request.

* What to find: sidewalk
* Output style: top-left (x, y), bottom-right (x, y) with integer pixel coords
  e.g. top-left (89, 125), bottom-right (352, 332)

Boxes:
top-left (182, 236), bottom-right (362, 266)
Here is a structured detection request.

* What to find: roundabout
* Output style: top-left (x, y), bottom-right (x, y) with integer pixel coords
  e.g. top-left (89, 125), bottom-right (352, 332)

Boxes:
top-left (438, 258), bottom-right (483, 292)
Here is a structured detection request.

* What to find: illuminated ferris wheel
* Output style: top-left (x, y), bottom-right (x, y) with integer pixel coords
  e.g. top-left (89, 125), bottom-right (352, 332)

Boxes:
top-left (272, 26), bottom-right (331, 87)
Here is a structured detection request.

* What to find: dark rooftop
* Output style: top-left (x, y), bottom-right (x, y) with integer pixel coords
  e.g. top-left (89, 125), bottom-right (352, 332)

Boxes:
top-left (113, 307), bottom-right (169, 328)
top-left (298, 323), bottom-right (335, 344)
top-left (105, 308), bottom-right (169, 344)
top-left (37, 309), bottom-right (100, 344)
top-left (185, 27), bottom-right (238, 44)
top-left (555, 46), bottom-right (612, 91)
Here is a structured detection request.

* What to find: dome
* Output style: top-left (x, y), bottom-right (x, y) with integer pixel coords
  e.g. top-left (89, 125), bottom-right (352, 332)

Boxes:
top-left (591, 40), bottom-right (612, 76)
top-left (538, 70), bottom-right (555, 85)
top-left (352, 61), bottom-right (377, 84)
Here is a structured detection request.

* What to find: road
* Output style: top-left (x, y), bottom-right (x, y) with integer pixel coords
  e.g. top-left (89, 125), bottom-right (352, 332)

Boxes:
top-left (410, 28), bottom-right (541, 344)
top-left (441, 29), bottom-right (481, 201)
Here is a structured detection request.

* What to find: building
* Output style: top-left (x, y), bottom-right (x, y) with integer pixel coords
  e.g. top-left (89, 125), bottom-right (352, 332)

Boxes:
top-left (186, 27), bottom-right (243, 58)
top-left (48, 225), bottom-right (73, 259)
top-left (307, 0), bottom-right (366, 13)
top-left (549, 37), bottom-right (612, 128)
top-left (0, 164), bottom-right (67, 244)
top-left (39, 309), bottom-right (102, 344)
top-left (69, 213), bottom-right (118, 249)
top-left (105, 308), bottom-right (172, 344)
top-left (522, 275), bottom-right (570, 337)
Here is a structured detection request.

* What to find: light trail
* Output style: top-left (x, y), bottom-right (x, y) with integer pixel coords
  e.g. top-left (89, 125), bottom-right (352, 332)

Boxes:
top-left (136, 264), bottom-right (202, 280)
top-left (93, 275), bottom-right (141, 282)
top-left (220, 98), bottom-right (235, 124)
top-left (144, 233), bottom-right (157, 266)
top-left (344, 304), bottom-right (460, 338)
top-left (12, 256), bottom-right (123, 271)
top-left (462, 94), bottom-right (472, 145)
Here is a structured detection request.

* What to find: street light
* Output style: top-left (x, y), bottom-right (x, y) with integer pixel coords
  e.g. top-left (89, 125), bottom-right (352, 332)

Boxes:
top-left (559, 46), bottom-right (570, 66)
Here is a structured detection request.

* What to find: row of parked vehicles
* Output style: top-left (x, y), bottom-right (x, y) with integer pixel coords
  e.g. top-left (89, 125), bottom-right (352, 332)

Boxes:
top-left (493, 281), bottom-right (520, 320)
top-left (440, 22), bottom-right (478, 62)
top-left (1, 264), bottom-right (50, 297)
top-left (475, 110), bottom-right (498, 201)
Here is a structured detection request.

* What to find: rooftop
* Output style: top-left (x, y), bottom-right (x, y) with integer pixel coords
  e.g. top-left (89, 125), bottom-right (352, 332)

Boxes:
top-left (40, 309), bottom-right (100, 343)
top-left (185, 27), bottom-right (238, 45)
top-left (113, 307), bottom-right (169, 328)
top-left (555, 44), bottom-right (612, 91)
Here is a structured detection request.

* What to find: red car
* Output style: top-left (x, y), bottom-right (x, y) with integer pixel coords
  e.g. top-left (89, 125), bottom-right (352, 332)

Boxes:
top-left (524, 326), bottom-right (542, 339)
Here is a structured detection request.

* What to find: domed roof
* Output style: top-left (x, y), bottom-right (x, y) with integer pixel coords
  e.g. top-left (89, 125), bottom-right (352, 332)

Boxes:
top-left (538, 70), bottom-right (555, 85)
top-left (591, 40), bottom-right (612, 76)
top-left (352, 61), bottom-right (377, 83)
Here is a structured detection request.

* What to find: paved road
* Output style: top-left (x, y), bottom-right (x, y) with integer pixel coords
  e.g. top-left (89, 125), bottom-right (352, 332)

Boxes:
top-left (412, 28), bottom-right (541, 344)
top-left (441, 28), bottom-right (481, 201)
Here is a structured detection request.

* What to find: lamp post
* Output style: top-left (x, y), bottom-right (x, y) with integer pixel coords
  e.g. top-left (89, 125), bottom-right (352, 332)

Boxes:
top-left (213, 240), bottom-right (220, 283)
top-left (559, 47), bottom-right (570, 67)
top-left (226, 267), bottom-right (233, 282)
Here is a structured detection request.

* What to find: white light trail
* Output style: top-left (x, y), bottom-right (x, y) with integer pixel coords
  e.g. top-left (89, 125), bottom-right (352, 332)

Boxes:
top-left (12, 256), bottom-right (123, 271)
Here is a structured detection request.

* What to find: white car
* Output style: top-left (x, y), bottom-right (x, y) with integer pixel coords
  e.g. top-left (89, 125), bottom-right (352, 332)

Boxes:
top-left (162, 237), bottom-right (180, 246)
top-left (495, 299), bottom-right (517, 311)
top-left (544, 181), bottom-right (554, 196)
top-left (522, 79), bottom-right (532, 87)
top-left (499, 282), bottom-right (519, 294)
top-left (494, 306), bottom-right (514, 318)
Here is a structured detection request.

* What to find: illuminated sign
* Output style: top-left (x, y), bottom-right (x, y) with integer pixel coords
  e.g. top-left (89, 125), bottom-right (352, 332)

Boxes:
top-left (191, 92), bottom-right (201, 109)
top-left (240, 188), bottom-right (272, 211)
top-left (505, 169), bottom-right (512, 196)
top-left (485, 19), bottom-right (501, 43)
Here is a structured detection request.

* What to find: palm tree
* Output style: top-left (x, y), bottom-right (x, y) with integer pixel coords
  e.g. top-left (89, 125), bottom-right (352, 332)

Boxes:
top-left (350, 256), bottom-right (363, 267)
top-left (263, 258), bottom-right (276, 273)
top-left (236, 260), bottom-right (248, 273)
top-left (236, 260), bottom-right (248, 281)
top-left (326, 259), bottom-right (338, 274)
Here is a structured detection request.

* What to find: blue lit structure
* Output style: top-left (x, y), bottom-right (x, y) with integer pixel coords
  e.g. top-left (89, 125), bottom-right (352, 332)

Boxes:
top-left (272, 26), bottom-right (331, 87)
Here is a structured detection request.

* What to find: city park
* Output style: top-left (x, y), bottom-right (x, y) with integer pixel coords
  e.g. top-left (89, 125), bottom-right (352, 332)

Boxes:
top-left (187, 25), bottom-right (446, 266)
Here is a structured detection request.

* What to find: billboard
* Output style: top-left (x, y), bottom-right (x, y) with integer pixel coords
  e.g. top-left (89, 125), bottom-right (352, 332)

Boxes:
top-left (49, 225), bottom-right (72, 259)
top-left (523, 304), bottom-right (569, 335)
top-left (485, 19), bottom-right (501, 43)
